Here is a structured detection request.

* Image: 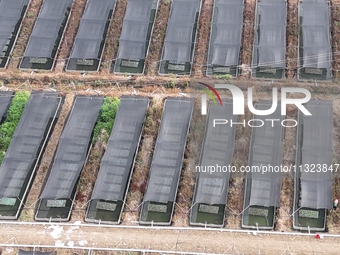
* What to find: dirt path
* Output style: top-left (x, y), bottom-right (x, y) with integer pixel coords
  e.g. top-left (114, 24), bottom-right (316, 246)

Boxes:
top-left (192, 0), bottom-right (214, 77)
top-left (331, 0), bottom-right (340, 79)
top-left (145, 0), bottom-right (171, 76)
top-left (286, 0), bottom-right (299, 79)
top-left (240, 0), bottom-right (256, 77)
top-left (1, 224), bottom-right (340, 254)
top-left (100, 0), bottom-right (128, 73)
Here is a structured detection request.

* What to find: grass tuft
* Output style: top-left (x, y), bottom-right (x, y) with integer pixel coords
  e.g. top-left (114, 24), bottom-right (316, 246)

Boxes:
top-left (0, 91), bottom-right (30, 164)
top-left (92, 97), bottom-right (120, 143)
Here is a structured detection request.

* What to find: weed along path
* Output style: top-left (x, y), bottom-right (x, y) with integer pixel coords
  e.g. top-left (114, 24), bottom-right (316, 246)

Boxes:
top-left (1, 224), bottom-right (340, 254)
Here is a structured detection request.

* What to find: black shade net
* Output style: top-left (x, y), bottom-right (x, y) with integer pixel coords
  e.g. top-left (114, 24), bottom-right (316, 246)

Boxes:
top-left (208, 0), bottom-right (243, 67)
top-left (39, 96), bottom-right (103, 200)
top-left (69, 0), bottom-right (116, 60)
top-left (91, 96), bottom-right (149, 202)
top-left (0, 92), bottom-right (61, 199)
top-left (254, 0), bottom-right (286, 68)
top-left (162, 0), bottom-right (200, 63)
top-left (24, 0), bottom-right (72, 58)
top-left (193, 100), bottom-right (238, 205)
top-left (0, 0), bottom-right (29, 54)
top-left (143, 97), bottom-right (193, 203)
top-left (117, 0), bottom-right (154, 60)
top-left (248, 101), bottom-right (284, 207)
top-left (300, 100), bottom-right (333, 209)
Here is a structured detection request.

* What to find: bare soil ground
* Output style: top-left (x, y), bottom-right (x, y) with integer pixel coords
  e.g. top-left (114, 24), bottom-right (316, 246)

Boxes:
top-left (286, 0), bottom-right (299, 79)
top-left (7, 0), bottom-right (44, 70)
top-left (192, 0), bottom-right (214, 77)
top-left (54, 0), bottom-right (87, 72)
top-left (331, 1), bottom-right (340, 79)
top-left (19, 93), bottom-right (74, 221)
top-left (3, 224), bottom-right (340, 255)
top-left (145, 0), bottom-right (171, 76)
top-left (239, 0), bottom-right (256, 77)
top-left (100, 0), bottom-right (128, 73)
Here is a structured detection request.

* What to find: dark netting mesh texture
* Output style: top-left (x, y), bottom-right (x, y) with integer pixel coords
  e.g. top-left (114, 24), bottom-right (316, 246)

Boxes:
top-left (143, 98), bottom-right (193, 203)
top-left (18, 250), bottom-right (54, 255)
top-left (0, 0), bottom-right (29, 53)
top-left (210, 45), bottom-right (240, 67)
top-left (70, 39), bottom-right (102, 59)
top-left (123, 0), bottom-right (153, 21)
top-left (69, 0), bottom-right (116, 60)
top-left (208, 0), bottom-right (243, 67)
top-left (0, 92), bottom-right (13, 120)
top-left (300, 100), bottom-right (333, 209)
top-left (214, 2), bottom-right (243, 25)
top-left (0, 92), bottom-right (61, 198)
top-left (23, 0), bottom-right (72, 58)
top-left (82, 0), bottom-right (114, 20)
top-left (163, 41), bottom-right (192, 63)
top-left (74, 20), bottom-right (107, 40)
top-left (40, 96), bottom-right (103, 200)
top-left (257, 46), bottom-right (286, 68)
top-left (117, 0), bottom-right (153, 60)
top-left (0, 0), bottom-right (29, 17)
top-left (38, 0), bottom-right (72, 19)
top-left (248, 102), bottom-right (284, 207)
top-left (301, 1), bottom-right (331, 69)
top-left (91, 97), bottom-right (149, 202)
top-left (254, 0), bottom-right (286, 68)
top-left (194, 100), bottom-right (237, 205)
top-left (162, 0), bottom-right (200, 63)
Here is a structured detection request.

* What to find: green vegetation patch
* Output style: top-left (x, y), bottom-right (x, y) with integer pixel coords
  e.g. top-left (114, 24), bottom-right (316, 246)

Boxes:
top-left (0, 91), bottom-right (30, 163)
top-left (93, 97), bottom-right (120, 143)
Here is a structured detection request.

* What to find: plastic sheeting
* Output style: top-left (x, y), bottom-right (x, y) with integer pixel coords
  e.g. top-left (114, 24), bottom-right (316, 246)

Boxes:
top-left (40, 96), bottom-right (103, 200)
top-left (248, 102), bottom-right (284, 207)
top-left (208, 0), bottom-right (243, 67)
top-left (0, 0), bottom-right (29, 54)
top-left (162, 0), bottom-right (200, 63)
top-left (301, 0), bottom-right (331, 69)
top-left (69, 0), bottom-right (116, 60)
top-left (0, 92), bottom-right (61, 199)
top-left (300, 100), bottom-right (333, 209)
top-left (193, 100), bottom-right (237, 206)
top-left (143, 98), bottom-right (193, 203)
top-left (117, 0), bottom-right (154, 60)
top-left (24, 0), bottom-right (72, 58)
top-left (91, 97), bottom-right (149, 202)
top-left (254, 0), bottom-right (286, 68)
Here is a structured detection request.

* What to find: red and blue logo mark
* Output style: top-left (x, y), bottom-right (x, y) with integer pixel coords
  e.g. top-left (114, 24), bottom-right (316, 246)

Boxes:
top-left (198, 82), bottom-right (223, 106)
